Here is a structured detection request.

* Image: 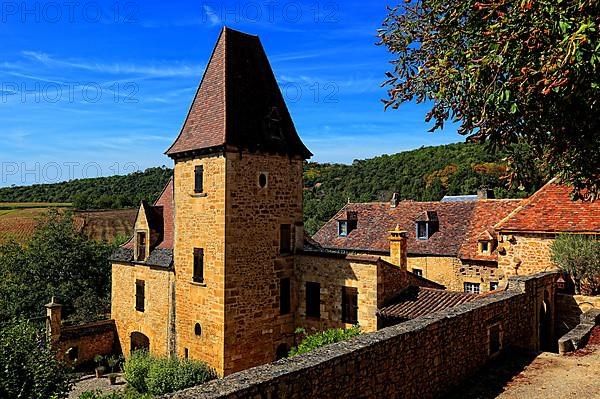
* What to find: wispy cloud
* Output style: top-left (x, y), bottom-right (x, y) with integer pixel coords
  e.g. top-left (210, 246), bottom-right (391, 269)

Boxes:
top-left (21, 51), bottom-right (200, 78)
top-left (203, 5), bottom-right (221, 27)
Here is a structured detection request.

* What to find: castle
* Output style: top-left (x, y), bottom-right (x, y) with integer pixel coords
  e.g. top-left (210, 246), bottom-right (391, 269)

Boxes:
top-left (109, 27), bottom-right (600, 377)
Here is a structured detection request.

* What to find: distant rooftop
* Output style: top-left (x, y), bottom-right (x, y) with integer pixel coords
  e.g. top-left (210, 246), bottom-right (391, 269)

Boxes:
top-left (441, 195), bottom-right (478, 203)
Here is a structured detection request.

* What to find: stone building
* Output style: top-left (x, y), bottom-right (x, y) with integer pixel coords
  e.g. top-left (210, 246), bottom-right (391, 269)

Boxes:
top-left (109, 27), bottom-right (452, 376)
top-left (496, 178), bottom-right (600, 278)
top-left (313, 197), bottom-right (521, 293)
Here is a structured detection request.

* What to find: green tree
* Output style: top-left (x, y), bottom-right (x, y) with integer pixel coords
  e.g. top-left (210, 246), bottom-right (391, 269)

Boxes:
top-left (0, 210), bottom-right (115, 322)
top-left (379, 0), bottom-right (600, 198)
top-left (551, 234), bottom-right (600, 294)
top-left (0, 320), bottom-right (72, 399)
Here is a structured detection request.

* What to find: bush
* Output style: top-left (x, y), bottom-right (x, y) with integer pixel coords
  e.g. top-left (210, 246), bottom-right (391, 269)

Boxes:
top-left (551, 234), bottom-right (600, 294)
top-left (122, 351), bottom-right (152, 393)
top-left (288, 326), bottom-right (361, 357)
top-left (79, 389), bottom-right (153, 399)
top-left (0, 320), bottom-right (72, 399)
top-left (123, 351), bottom-right (216, 395)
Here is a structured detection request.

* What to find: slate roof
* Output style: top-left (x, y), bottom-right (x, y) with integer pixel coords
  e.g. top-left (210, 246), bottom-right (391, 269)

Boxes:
top-left (495, 179), bottom-right (600, 233)
top-left (441, 195), bottom-right (479, 203)
top-left (312, 199), bottom-right (522, 260)
top-left (377, 286), bottom-right (480, 322)
top-left (112, 178), bottom-right (175, 268)
top-left (166, 27), bottom-right (311, 160)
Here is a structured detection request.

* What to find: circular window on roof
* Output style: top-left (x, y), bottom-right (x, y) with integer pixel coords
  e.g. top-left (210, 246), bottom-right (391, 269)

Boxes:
top-left (258, 172), bottom-right (268, 188)
top-left (194, 323), bottom-right (202, 337)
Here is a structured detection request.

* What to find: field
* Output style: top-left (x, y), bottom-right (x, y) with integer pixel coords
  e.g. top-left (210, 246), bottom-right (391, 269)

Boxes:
top-left (0, 205), bottom-right (137, 244)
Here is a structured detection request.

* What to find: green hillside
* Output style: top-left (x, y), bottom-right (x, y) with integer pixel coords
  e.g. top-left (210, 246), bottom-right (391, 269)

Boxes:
top-left (0, 143), bottom-right (540, 235)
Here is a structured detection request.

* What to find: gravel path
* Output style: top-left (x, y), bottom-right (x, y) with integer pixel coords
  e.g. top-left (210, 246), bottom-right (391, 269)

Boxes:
top-left (68, 373), bottom-right (126, 399)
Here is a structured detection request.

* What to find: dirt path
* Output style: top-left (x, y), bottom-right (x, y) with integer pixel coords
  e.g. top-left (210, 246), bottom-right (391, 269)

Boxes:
top-left (448, 327), bottom-right (600, 399)
top-left (68, 374), bottom-right (126, 399)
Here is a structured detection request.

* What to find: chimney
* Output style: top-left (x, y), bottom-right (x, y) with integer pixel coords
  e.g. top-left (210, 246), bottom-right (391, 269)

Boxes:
top-left (45, 297), bottom-right (62, 344)
top-left (477, 188), bottom-right (495, 200)
top-left (390, 193), bottom-right (400, 208)
top-left (388, 225), bottom-right (407, 272)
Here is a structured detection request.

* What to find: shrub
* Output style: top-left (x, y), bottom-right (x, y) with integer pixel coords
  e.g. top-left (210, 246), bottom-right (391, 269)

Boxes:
top-left (551, 234), bottom-right (600, 295)
top-left (0, 320), bottom-right (72, 399)
top-left (123, 351), bottom-right (216, 395)
top-left (79, 389), bottom-right (153, 399)
top-left (288, 326), bottom-right (361, 357)
top-left (123, 351), bottom-right (152, 393)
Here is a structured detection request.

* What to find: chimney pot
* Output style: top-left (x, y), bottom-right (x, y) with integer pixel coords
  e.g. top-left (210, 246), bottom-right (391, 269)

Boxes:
top-left (390, 193), bottom-right (400, 208)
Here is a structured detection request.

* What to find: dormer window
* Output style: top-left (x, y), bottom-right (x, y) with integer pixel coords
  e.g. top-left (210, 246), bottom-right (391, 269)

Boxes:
top-left (416, 221), bottom-right (428, 240)
top-left (338, 221), bottom-right (348, 237)
top-left (479, 240), bottom-right (495, 255)
top-left (136, 232), bottom-right (147, 262)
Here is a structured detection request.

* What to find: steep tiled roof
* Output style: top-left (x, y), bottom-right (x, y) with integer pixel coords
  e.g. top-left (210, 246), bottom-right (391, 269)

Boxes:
top-left (377, 286), bottom-right (480, 322)
top-left (166, 27), bottom-right (311, 159)
top-left (458, 199), bottom-right (523, 261)
top-left (313, 201), bottom-right (475, 256)
top-left (496, 180), bottom-right (600, 233)
top-left (313, 199), bottom-right (522, 260)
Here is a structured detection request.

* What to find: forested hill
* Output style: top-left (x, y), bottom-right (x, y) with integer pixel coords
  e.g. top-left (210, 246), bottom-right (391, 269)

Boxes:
top-left (0, 167), bottom-right (173, 210)
top-left (0, 142), bottom-right (539, 234)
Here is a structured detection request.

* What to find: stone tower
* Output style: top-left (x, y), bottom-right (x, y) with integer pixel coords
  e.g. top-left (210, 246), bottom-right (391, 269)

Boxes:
top-left (166, 27), bottom-right (312, 375)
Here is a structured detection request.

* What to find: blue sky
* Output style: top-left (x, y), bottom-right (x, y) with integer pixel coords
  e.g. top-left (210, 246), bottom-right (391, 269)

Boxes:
top-left (0, 0), bottom-right (463, 187)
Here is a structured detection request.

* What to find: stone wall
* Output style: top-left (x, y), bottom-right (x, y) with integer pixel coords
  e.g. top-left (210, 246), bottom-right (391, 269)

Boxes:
top-left (163, 272), bottom-right (558, 399)
top-left (173, 153), bottom-right (227, 374)
top-left (111, 262), bottom-right (174, 357)
top-left (458, 259), bottom-right (503, 293)
top-left (555, 293), bottom-right (600, 338)
top-left (406, 255), bottom-right (456, 289)
top-left (56, 320), bottom-right (117, 365)
top-left (295, 254), bottom-right (382, 333)
top-left (222, 152), bottom-right (304, 375)
top-left (498, 232), bottom-right (558, 278)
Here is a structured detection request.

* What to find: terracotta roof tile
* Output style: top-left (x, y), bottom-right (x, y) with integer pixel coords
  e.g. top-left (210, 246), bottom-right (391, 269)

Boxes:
top-left (166, 27), bottom-right (311, 159)
top-left (496, 180), bottom-right (600, 233)
top-left (377, 286), bottom-right (480, 321)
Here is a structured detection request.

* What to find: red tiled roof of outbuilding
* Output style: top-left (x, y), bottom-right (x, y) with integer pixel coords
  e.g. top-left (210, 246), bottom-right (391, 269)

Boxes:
top-left (166, 27), bottom-right (311, 159)
top-left (495, 179), bottom-right (600, 233)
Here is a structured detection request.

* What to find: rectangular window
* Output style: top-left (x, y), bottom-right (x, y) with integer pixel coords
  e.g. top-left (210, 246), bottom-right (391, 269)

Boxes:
top-left (306, 282), bottom-right (320, 318)
top-left (412, 268), bottom-right (423, 277)
top-left (135, 280), bottom-right (145, 312)
top-left (136, 232), bottom-right (147, 262)
top-left (280, 224), bottom-right (292, 255)
top-left (464, 282), bottom-right (481, 294)
top-left (193, 248), bottom-right (204, 283)
top-left (490, 281), bottom-right (499, 291)
top-left (481, 241), bottom-right (490, 253)
top-left (194, 165), bottom-right (204, 194)
top-left (280, 278), bottom-right (291, 315)
top-left (342, 286), bottom-right (358, 324)
top-left (338, 221), bottom-right (348, 237)
top-left (417, 222), bottom-right (428, 240)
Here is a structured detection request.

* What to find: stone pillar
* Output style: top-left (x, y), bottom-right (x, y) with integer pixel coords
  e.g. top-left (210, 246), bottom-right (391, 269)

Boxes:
top-left (45, 297), bottom-right (62, 344)
top-left (389, 226), bottom-right (407, 272)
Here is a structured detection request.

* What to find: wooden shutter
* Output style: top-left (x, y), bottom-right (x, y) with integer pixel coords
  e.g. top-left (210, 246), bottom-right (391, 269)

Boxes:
top-left (135, 280), bottom-right (145, 312)
top-left (280, 224), bottom-right (291, 254)
top-left (193, 248), bottom-right (204, 283)
top-left (306, 282), bottom-right (320, 318)
top-left (194, 166), bottom-right (204, 193)
top-left (342, 287), bottom-right (358, 324)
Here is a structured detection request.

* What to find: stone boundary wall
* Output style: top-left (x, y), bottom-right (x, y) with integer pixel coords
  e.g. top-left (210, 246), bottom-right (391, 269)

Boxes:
top-left (164, 272), bottom-right (556, 399)
top-left (56, 320), bottom-right (118, 365)
top-left (555, 293), bottom-right (600, 338)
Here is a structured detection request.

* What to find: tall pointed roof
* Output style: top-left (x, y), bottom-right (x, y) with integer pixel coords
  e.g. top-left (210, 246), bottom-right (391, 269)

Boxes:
top-left (166, 27), bottom-right (312, 159)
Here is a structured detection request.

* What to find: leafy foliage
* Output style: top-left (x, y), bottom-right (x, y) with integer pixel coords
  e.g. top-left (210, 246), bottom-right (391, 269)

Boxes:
top-left (0, 167), bottom-right (172, 210)
top-left (379, 0), bottom-right (600, 198)
top-left (79, 389), bottom-right (153, 399)
top-left (288, 326), bottom-right (361, 357)
top-left (0, 210), bottom-right (116, 322)
top-left (551, 234), bottom-right (600, 294)
top-left (0, 320), bottom-right (72, 399)
top-left (123, 351), bottom-right (216, 396)
top-left (303, 142), bottom-right (537, 234)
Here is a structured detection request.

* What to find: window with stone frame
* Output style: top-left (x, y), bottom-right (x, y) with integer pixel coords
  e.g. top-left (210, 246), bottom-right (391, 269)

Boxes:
top-left (416, 221), bottom-right (428, 240)
top-left (280, 277), bottom-right (291, 315)
top-left (342, 286), bottom-right (358, 324)
top-left (488, 323), bottom-right (503, 356)
top-left (279, 224), bottom-right (292, 255)
top-left (193, 248), bottom-right (204, 283)
top-left (306, 282), bottom-right (321, 318)
top-left (135, 280), bottom-right (145, 312)
top-left (338, 221), bottom-right (348, 237)
top-left (490, 281), bottom-right (499, 291)
top-left (194, 165), bottom-right (204, 194)
top-left (412, 268), bottom-right (423, 277)
top-left (464, 282), bottom-right (480, 294)
top-left (136, 232), bottom-right (147, 262)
